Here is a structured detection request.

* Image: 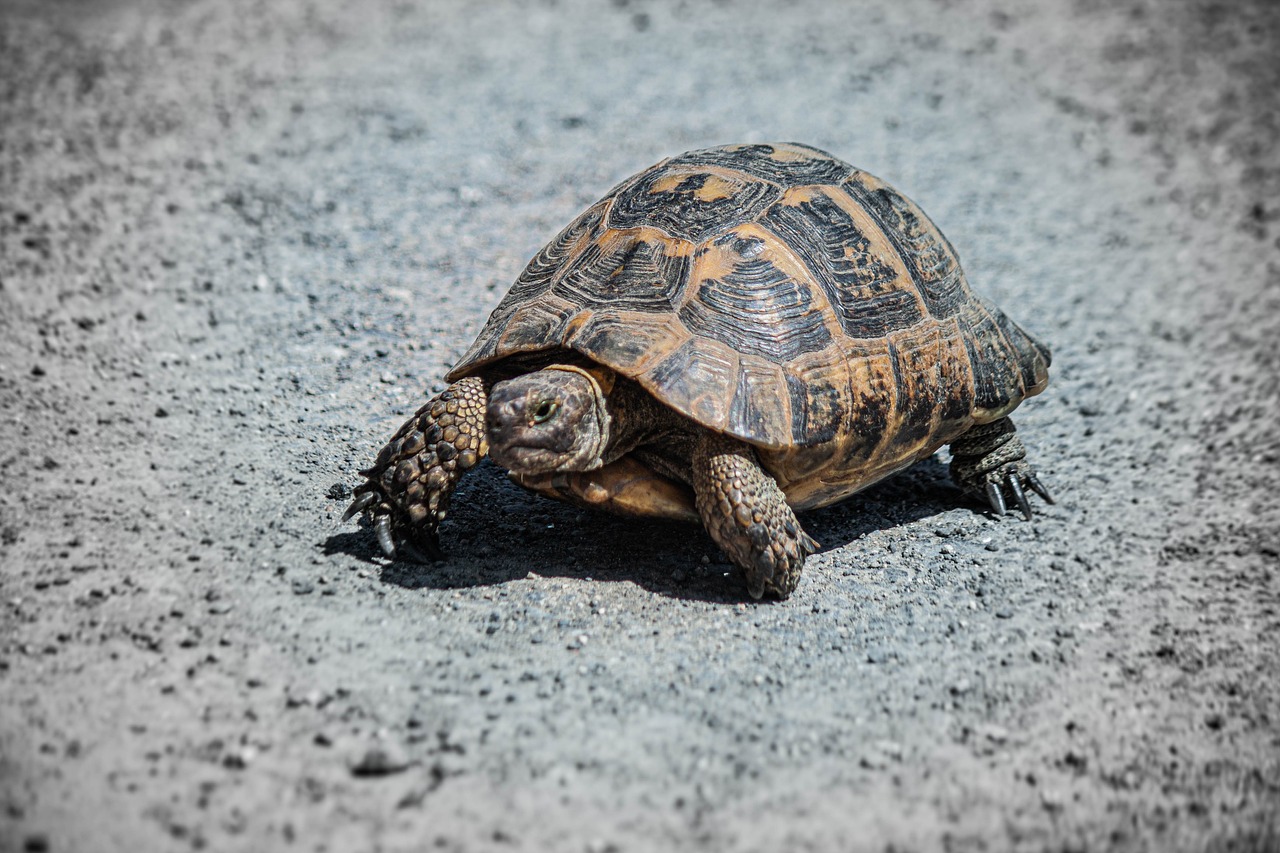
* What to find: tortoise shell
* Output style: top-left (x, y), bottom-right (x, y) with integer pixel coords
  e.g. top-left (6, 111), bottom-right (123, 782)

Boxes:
top-left (447, 143), bottom-right (1050, 510)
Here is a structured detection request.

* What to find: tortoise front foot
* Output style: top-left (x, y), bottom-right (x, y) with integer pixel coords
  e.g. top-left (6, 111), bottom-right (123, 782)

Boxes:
top-left (949, 417), bottom-right (1054, 521)
top-left (344, 376), bottom-right (489, 561)
top-left (693, 434), bottom-right (819, 600)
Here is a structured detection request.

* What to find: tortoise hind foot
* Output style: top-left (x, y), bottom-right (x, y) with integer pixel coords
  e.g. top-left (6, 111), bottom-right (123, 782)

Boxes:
top-left (345, 375), bottom-right (489, 561)
top-left (693, 434), bottom-right (819, 600)
top-left (949, 417), bottom-right (1054, 521)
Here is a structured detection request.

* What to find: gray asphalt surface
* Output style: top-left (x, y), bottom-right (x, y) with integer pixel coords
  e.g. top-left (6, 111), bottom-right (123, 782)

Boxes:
top-left (2, 0), bottom-right (1278, 850)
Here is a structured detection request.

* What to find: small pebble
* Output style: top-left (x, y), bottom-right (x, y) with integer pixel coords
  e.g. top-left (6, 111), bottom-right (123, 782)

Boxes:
top-left (978, 723), bottom-right (1010, 744)
top-left (350, 743), bottom-right (412, 777)
top-left (1040, 788), bottom-right (1064, 811)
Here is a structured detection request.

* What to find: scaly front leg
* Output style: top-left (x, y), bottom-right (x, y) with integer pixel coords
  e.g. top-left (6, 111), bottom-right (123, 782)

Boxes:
top-left (692, 433), bottom-right (819, 600)
top-left (344, 375), bottom-right (489, 560)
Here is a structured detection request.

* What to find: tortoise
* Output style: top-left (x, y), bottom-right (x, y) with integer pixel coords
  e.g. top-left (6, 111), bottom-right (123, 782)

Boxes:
top-left (344, 142), bottom-right (1053, 599)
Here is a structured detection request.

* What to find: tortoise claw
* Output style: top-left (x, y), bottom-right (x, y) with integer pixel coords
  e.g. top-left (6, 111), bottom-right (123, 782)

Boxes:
top-left (1007, 476), bottom-right (1032, 520)
top-left (1025, 472), bottom-right (1055, 505)
top-left (342, 490), bottom-right (377, 522)
top-left (800, 532), bottom-right (820, 555)
top-left (984, 466), bottom-right (1052, 521)
top-left (985, 481), bottom-right (1007, 517)
top-left (375, 514), bottom-right (396, 558)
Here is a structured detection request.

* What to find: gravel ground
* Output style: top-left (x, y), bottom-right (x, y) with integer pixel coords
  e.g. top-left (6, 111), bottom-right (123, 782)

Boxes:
top-left (1, 0), bottom-right (1278, 851)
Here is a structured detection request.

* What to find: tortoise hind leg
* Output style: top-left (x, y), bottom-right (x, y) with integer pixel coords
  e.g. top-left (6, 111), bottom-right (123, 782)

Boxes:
top-left (344, 375), bottom-right (489, 560)
top-left (949, 417), bottom-right (1054, 520)
top-left (692, 433), bottom-right (819, 600)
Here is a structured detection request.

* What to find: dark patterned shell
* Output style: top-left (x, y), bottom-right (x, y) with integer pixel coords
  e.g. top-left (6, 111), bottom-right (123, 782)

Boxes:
top-left (447, 143), bottom-right (1050, 508)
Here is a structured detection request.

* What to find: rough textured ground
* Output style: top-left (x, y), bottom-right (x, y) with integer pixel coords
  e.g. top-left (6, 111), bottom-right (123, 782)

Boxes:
top-left (1, 0), bottom-right (1278, 850)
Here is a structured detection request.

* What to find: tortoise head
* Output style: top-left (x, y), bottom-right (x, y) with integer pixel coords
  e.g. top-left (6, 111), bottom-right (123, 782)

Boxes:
top-left (486, 364), bottom-right (615, 474)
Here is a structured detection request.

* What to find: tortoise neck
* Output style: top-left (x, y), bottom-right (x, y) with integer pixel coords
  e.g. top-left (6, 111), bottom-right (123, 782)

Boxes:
top-left (598, 376), bottom-right (692, 465)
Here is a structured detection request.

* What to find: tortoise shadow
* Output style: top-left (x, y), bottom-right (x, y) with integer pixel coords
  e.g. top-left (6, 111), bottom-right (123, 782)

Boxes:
top-left (320, 457), bottom-right (966, 604)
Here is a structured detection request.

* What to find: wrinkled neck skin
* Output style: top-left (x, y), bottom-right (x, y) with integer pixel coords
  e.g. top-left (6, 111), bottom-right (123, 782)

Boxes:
top-left (596, 374), bottom-right (685, 467)
top-left (486, 361), bottom-right (686, 476)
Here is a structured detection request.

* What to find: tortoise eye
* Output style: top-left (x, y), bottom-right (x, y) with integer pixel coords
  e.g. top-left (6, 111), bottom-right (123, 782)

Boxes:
top-left (532, 399), bottom-right (559, 424)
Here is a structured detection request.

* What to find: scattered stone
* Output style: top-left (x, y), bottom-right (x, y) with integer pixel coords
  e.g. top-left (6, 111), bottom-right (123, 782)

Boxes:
top-left (291, 579), bottom-right (315, 595)
top-left (222, 748), bottom-right (254, 770)
top-left (979, 724), bottom-right (1010, 744)
top-left (859, 740), bottom-right (903, 770)
top-left (1040, 788), bottom-right (1064, 811)
top-left (326, 482), bottom-right (351, 500)
top-left (155, 406), bottom-right (170, 418)
top-left (350, 742), bottom-right (412, 777)
top-left (865, 647), bottom-right (891, 664)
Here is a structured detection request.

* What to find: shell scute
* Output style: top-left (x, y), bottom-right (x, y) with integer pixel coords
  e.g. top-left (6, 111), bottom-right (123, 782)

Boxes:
top-left (496, 297), bottom-right (583, 356)
top-left (510, 199), bottom-right (610, 304)
top-left (677, 225), bottom-right (833, 364)
top-left (761, 184), bottom-right (924, 339)
top-left (643, 337), bottom-right (740, 432)
top-left (842, 173), bottom-right (967, 320)
top-left (551, 229), bottom-right (690, 314)
top-left (568, 311), bottom-right (689, 374)
top-left (885, 321), bottom-right (967, 452)
top-left (784, 350), bottom-right (851, 450)
top-left (959, 301), bottom-right (1025, 421)
top-left (607, 164), bottom-right (779, 243)
top-left (727, 357), bottom-right (792, 447)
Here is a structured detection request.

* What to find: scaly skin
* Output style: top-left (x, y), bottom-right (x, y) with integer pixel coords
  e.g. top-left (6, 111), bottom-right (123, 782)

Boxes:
top-left (949, 417), bottom-right (1054, 520)
top-left (692, 433), bottom-right (819, 600)
top-left (344, 376), bottom-right (489, 559)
